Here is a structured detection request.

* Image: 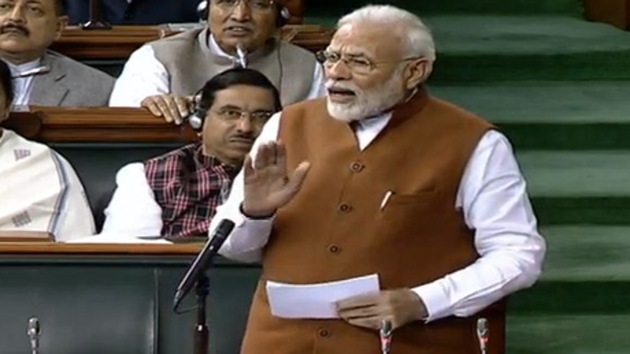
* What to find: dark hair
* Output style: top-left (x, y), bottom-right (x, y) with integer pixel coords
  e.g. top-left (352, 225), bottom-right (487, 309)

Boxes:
top-left (54, 0), bottom-right (66, 16)
top-left (0, 60), bottom-right (14, 108)
top-left (198, 67), bottom-right (282, 113)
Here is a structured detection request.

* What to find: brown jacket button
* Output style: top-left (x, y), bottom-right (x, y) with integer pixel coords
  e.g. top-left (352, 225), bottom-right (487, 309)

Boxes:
top-left (318, 328), bottom-right (331, 337)
top-left (350, 162), bottom-right (364, 173)
top-left (338, 203), bottom-right (352, 212)
top-left (328, 244), bottom-right (341, 254)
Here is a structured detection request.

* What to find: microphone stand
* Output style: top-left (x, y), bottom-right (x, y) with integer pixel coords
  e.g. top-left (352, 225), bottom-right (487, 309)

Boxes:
top-left (173, 219), bottom-right (234, 354)
top-left (194, 273), bottom-right (210, 354)
top-left (81, 0), bottom-right (112, 30)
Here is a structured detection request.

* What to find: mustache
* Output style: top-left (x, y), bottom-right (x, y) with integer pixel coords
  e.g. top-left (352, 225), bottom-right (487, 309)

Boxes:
top-left (228, 134), bottom-right (255, 143)
top-left (0, 23), bottom-right (30, 36)
top-left (224, 23), bottom-right (255, 31)
top-left (325, 80), bottom-right (358, 93)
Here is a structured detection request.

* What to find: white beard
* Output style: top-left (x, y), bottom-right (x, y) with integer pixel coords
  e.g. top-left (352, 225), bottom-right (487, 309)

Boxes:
top-left (326, 70), bottom-right (407, 123)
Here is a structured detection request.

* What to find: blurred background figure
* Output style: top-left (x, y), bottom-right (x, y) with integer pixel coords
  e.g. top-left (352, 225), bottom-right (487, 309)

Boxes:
top-left (63, 0), bottom-right (203, 25)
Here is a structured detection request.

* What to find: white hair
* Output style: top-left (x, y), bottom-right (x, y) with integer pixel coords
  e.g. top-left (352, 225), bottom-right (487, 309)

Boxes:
top-left (336, 5), bottom-right (436, 62)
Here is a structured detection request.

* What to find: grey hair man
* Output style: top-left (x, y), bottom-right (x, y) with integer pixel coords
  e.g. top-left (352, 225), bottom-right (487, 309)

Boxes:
top-left (211, 5), bottom-right (545, 354)
top-left (109, 0), bottom-right (325, 124)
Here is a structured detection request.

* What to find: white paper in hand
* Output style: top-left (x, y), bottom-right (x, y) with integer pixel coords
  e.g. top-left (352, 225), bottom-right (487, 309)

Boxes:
top-left (266, 274), bottom-right (380, 319)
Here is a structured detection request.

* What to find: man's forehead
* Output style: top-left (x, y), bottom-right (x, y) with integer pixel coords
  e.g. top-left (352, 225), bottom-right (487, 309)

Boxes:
top-left (213, 85), bottom-right (274, 108)
top-left (2, 0), bottom-right (48, 5)
top-left (331, 23), bottom-right (401, 57)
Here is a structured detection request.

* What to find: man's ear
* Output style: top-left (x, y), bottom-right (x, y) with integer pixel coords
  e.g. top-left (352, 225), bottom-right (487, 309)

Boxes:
top-left (54, 15), bottom-right (69, 40)
top-left (403, 59), bottom-right (432, 90)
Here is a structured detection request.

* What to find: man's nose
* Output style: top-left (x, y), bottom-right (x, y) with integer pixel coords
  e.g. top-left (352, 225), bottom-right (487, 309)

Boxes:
top-left (325, 60), bottom-right (352, 81)
top-left (236, 115), bottom-right (254, 133)
top-left (8, 5), bottom-right (26, 23)
top-left (230, 1), bottom-right (253, 22)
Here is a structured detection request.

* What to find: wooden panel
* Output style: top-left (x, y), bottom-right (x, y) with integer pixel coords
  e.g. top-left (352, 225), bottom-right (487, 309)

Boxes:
top-left (6, 107), bottom-right (198, 143)
top-left (0, 231), bottom-right (53, 243)
top-left (283, 0), bottom-right (305, 22)
top-left (50, 24), bottom-right (333, 60)
top-left (0, 243), bottom-right (201, 255)
top-left (584, 0), bottom-right (630, 30)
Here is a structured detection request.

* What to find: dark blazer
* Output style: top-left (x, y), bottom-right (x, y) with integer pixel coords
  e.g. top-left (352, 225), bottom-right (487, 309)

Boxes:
top-left (63, 0), bottom-right (202, 25)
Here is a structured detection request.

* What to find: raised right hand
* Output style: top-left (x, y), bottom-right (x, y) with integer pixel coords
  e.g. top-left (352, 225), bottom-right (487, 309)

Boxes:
top-left (140, 94), bottom-right (195, 124)
top-left (242, 141), bottom-right (310, 218)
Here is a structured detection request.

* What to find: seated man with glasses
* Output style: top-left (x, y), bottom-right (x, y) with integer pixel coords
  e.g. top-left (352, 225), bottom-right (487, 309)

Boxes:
top-left (109, 0), bottom-right (323, 124)
top-left (98, 68), bottom-right (281, 239)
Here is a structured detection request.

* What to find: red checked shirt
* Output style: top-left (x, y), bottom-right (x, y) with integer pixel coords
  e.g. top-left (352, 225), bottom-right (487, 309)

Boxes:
top-left (144, 143), bottom-right (237, 238)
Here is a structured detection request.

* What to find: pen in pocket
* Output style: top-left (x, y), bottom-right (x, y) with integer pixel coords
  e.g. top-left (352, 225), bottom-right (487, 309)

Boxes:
top-left (379, 190), bottom-right (394, 211)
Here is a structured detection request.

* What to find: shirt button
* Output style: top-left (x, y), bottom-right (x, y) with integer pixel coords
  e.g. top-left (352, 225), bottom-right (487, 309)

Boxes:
top-left (349, 161), bottom-right (364, 173)
top-left (328, 244), bottom-right (341, 254)
top-left (338, 203), bottom-right (352, 213)
top-left (318, 328), bottom-right (331, 337)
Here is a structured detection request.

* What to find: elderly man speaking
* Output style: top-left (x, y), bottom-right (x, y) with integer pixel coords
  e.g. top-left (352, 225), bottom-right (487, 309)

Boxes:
top-left (110, 0), bottom-right (323, 123)
top-left (211, 4), bottom-right (546, 354)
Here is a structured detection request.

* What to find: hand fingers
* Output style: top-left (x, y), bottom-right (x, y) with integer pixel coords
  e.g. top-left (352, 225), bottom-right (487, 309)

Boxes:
top-left (243, 154), bottom-right (255, 180)
top-left (262, 142), bottom-right (277, 168)
top-left (141, 97), bottom-right (163, 117)
top-left (161, 96), bottom-right (184, 125)
top-left (285, 161), bottom-right (311, 194)
top-left (174, 96), bottom-right (192, 118)
top-left (339, 308), bottom-right (401, 331)
top-left (253, 143), bottom-right (270, 170)
top-left (343, 315), bottom-right (381, 330)
top-left (337, 294), bottom-right (379, 310)
top-left (275, 141), bottom-right (287, 173)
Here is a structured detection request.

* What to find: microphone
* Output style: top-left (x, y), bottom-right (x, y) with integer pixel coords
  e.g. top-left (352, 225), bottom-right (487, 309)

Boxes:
top-left (379, 319), bottom-right (392, 354)
top-left (12, 66), bottom-right (51, 79)
top-left (81, 0), bottom-right (112, 29)
top-left (173, 219), bottom-right (235, 310)
top-left (27, 317), bottom-right (40, 354)
top-left (235, 43), bottom-right (247, 68)
top-left (476, 317), bottom-right (489, 354)
top-left (187, 105), bottom-right (205, 130)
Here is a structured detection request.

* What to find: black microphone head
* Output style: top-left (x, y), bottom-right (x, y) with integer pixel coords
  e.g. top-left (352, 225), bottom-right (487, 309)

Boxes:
top-left (214, 219), bottom-right (235, 240)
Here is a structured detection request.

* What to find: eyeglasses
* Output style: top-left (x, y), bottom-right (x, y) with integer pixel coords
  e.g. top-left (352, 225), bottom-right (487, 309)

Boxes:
top-left (214, 0), bottom-right (276, 11)
top-left (212, 108), bottom-right (274, 124)
top-left (316, 50), bottom-right (423, 75)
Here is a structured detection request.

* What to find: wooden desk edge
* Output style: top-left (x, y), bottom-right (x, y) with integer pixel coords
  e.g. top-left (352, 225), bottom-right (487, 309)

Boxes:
top-left (0, 243), bottom-right (202, 255)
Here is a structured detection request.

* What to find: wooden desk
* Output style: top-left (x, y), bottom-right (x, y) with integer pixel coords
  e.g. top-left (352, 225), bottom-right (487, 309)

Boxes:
top-left (584, 0), bottom-right (630, 30)
top-left (0, 243), bottom-right (260, 354)
top-left (6, 107), bottom-right (197, 143)
top-left (0, 242), bottom-right (200, 255)
top-left (51, 24), bottom-right (333, 60)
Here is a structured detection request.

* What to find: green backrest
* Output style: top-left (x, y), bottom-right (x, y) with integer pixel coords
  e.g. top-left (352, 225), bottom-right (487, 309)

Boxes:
top-left (51, 143), bottom-right (183, 231)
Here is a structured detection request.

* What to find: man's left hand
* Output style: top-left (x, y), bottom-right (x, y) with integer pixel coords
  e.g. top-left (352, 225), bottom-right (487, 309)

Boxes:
top-left (336, 289), bottom-right (428, 330)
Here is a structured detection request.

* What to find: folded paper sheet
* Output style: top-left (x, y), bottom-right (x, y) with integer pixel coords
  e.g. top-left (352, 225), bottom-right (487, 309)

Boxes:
top-left (266, 274), bottom-right (380, 319)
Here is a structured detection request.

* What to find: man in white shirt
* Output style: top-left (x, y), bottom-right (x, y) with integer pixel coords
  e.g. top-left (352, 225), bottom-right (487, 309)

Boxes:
top-left (210, 5), bottom-right (546, 354)
top-left (109, 0), bottom-right (324, 124)
top-left (0, 60), bottom-right (95, 241)
top-left (0, 0), bottom-right (114, 107)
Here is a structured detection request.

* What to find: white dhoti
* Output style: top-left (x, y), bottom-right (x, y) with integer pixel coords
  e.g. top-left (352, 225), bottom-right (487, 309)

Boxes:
top-left (0, 129), bottom-right (95, 241)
